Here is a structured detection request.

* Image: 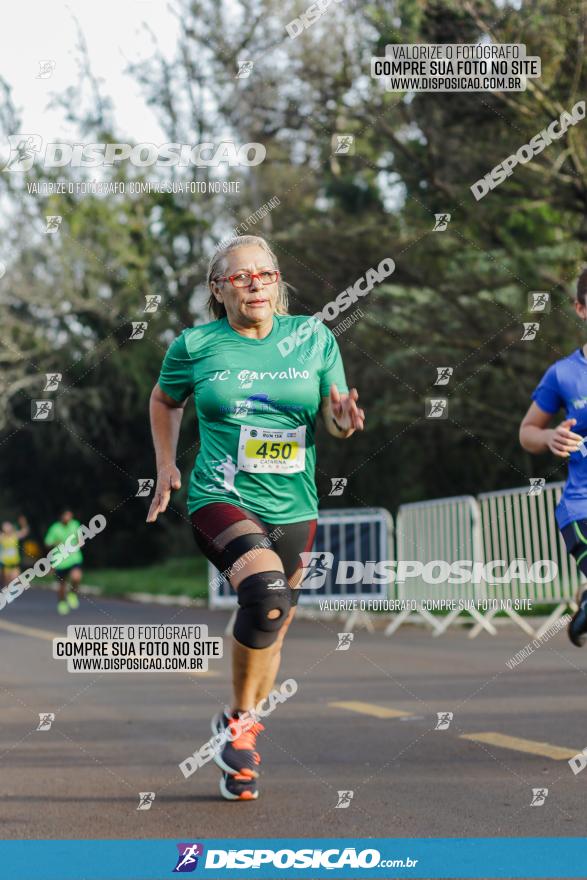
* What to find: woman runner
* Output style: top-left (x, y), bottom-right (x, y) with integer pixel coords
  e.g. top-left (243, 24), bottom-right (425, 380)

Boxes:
top-left (147, 235), bottom-right (365, 800)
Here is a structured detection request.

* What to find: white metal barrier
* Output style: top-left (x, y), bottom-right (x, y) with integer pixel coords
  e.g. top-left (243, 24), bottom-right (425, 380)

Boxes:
top-left (385, 482), bottom-right (583, 638)
top-left (473, 481), bottom-right (583, 638)
top-left (204, 485), bottom-right (583, 639)
top-left (384, 496), bottom-right (496, 637)
top-left (208, 507), bottom-right (393, 632)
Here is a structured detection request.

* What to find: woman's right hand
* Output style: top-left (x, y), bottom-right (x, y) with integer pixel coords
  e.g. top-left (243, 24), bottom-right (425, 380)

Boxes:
top-left (546, 418), bottom-right (584, 458)
top-left (146, 464), bottom-right (182, 522)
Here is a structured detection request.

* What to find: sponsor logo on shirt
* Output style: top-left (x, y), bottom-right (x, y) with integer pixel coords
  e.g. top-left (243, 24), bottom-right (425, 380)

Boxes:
top-left (237, 368), bottom-right (310, 388)
top-left (207, 368), bottom-right (311, 389)
top-left (221, 394), bottom-right (304, 417)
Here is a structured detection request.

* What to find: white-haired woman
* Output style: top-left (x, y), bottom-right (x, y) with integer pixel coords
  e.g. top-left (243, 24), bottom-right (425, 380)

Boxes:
top-left (148, 235), bottom-right (364, 800)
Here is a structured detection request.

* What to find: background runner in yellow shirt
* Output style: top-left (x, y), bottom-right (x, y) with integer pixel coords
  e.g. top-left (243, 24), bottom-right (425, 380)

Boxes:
top-left (0, 515), bottom-right (29, 588)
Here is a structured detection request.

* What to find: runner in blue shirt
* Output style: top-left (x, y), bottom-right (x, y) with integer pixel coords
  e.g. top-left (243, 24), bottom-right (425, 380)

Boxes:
top-left (520, 269), bottom-right (587, 646)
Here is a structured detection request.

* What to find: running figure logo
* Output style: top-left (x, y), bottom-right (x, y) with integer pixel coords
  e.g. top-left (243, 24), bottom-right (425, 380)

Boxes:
top-left (44, 215), bottom-right (62, 234)
top-left (36, 60), bottom-right (56, 79)
top-left (173, 843), bottom-right (204, 872)
top-left (528, 290), bottom-right (550, 312)
top-left (433, 213), bottom-right (451, 231)
top-left (43, 373), bottom-right (62, 392)
top-left (136, 791), bottom-right (155, 810)
top-left (521, 322), bottom-right (539, 341)
top-left (298, 551), bottom-right (334, 589)
top-left (528, 478), bottom-right (545, 496)
top-left (144, 295), bottom-right (162, 313)
top-left (130, 322), bottom-right (148, 340)
top-left (31, 400), bottom-right (54, 421)
top-left (435, 712), bottom-right (453, 730)
top-left (530, 787), bottom-right (548, 806)
top-left (333, 134), bottom-right (354, 155)
top-left (136, 479), bottom-right (155, 497)
top-left (2, 135), bottom-right (42, 172)
top-left (329, 477), bottom-right (347, 496)
top-left (235, 61), bottom-right (254, 78)
top-left (528, 292), bottom-right (550, 313)
top-left (233, 399), bottom-right (254, 417)
top-left (36, 713), bottom-right (55, 731)
top-left (336, 632), bottom-right (354, 651)
top-left (335, 790), bottom-right (354, 808)
top-left (434, 367), bottom-right (453, 386)
top-left (426, 398), bottom-right (448, 419)
top-left (232, 394), bottom-right (280, 417)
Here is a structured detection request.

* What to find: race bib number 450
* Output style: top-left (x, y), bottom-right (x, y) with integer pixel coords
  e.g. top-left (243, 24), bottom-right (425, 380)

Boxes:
top-left (237, 425), bottom-right (306, 474)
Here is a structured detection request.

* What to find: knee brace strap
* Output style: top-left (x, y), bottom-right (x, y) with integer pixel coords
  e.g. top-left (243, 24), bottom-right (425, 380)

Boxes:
top-left (218, 532), bottom-right (269, 573)
top-left (233, 571), bottom-right (291, 649)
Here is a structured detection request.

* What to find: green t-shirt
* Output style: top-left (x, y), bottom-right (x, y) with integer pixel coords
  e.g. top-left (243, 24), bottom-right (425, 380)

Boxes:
top-left (44, 520), bottom-right (84, 570)
top-left (157, 314), bottom-right (349, 523)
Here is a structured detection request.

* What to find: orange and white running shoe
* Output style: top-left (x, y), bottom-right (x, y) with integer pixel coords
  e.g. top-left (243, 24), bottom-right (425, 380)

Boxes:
top-left (211, 709), bottom-right (264, 780)
top-left (219, 771), bottom-right (258, 801)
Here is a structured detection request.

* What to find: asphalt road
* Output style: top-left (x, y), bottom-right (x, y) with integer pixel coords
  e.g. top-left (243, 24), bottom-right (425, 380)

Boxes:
top-left (1, 586), bottom-right (586, 842)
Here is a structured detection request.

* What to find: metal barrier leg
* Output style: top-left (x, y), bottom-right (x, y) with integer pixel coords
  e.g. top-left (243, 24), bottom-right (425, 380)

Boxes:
top-left (418, 608), bottom-right (445, 633)
top-left (468, 607), bottom-right (499, 639)
top-left (432, 607), bottom-right (498, 638)
top-left (432, 608), bottom-right (461, 637)
top-left (466, 606), bottom-right (499, 637)
top-left (503, 607), bottom-right (536, 637)
top-left (384, 608), bottom-right (412, 635)
top-left (534, 603), bottom-right (571, 639)
top-left (344, 610), bottom-right (375, 632)
top-left (385, 608), bottom-right (445, 636)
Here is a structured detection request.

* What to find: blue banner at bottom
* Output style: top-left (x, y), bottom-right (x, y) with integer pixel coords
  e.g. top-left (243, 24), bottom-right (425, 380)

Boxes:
top-left (1, 837), bottom-right (587, 879)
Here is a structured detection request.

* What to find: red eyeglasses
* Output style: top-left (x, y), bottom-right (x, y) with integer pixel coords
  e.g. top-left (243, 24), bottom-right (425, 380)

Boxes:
top-left (214, 269), bottom-right (280, 289)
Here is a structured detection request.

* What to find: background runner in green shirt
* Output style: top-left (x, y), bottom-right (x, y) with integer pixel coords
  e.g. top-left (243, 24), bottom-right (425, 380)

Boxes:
top-left (45, 509), bottom-right (83, 616)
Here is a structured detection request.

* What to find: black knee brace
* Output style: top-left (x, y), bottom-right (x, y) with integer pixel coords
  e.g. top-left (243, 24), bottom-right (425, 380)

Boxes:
top-left (218, 532), bottom-right (269, 573)
top-left (233, 571), bottom-right (292, 649)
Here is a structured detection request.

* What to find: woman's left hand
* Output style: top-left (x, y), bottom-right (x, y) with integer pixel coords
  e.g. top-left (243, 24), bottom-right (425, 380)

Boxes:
top-left (330, 384), bottom-right (365, 434)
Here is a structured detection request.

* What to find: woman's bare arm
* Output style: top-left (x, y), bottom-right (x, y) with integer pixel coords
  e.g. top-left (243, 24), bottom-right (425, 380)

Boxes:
top-left (147, 384), bottom-right (188, 522)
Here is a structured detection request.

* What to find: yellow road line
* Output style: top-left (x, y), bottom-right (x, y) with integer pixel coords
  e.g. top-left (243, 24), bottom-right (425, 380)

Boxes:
top-left (460, 731), bottom-right (577, 760)
top-left (329, 700), bottom-right (412, 719)
top-left (0, 619), bottom-right (219, 676)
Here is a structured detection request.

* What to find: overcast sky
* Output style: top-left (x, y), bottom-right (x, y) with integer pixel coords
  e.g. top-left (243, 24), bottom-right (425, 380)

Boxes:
top-left (0, 1), bottom-right (180, 142)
